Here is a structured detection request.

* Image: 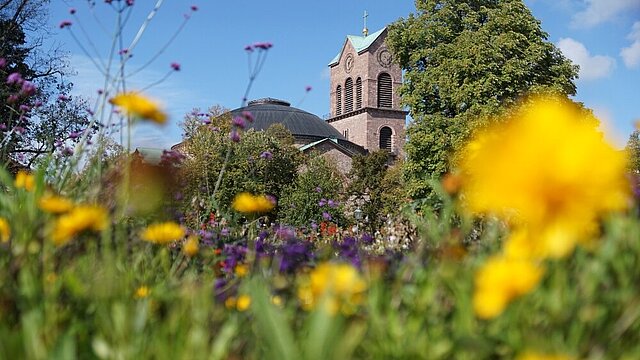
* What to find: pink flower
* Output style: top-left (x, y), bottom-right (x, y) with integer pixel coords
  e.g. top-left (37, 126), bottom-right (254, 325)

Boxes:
top-left (0, 58), bottom-right (5, 68)
top-left (305, 85), bottom-right (312, 92)
top-left (59, 20), bottom-right (72, 29)
top-left (190, 5), bottom-right (198, 11)
top-left (170, 62), bottom-right (181, 71)
top-left (241, 111), bottom-right (254, 122)
top-left (232, 116), bottom-right (246, 129)
top-left (20, 81), bottom-right (36, 96)
top-left (6, 72), bottom-right (23, 84)
top-left (58, 94), bottom-right (69, 101)
top-left (229, 130), bottom-right (241, 143)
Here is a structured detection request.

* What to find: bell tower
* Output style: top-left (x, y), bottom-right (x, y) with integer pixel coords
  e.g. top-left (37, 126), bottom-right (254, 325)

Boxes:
top-left (327, 24), bottom-right (406, 156)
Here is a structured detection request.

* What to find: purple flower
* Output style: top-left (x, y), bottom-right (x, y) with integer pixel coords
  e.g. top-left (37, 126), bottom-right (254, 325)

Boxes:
top-left (59, 20), bottom-right (72, 29)
top-left (69, 131), bottom-right (80, 139)
top-left (305, 85), bottom-right (312, 92)
top-left (244, 45), bottom-right (254, 52)
top-left (62, 147), bottom-right (74, 156)
top-left (275, 226), bottom-right (295, 241)
top-left (241, 110), bottom-right (254, 122)
top-left (118, 48), bottom-right (129, 55)
top-left (203, 118), bottom-right (211, 125)
top-left (361, 233), bottom-right (374, 245)
top-left (327, 199), bottom-right (337, 208)
top-left (318, 198), bottom-right (327, 207)
top-left (126, 0), bottom-right (134, 6)
top-left (0, 58), bottom-right (6, 68)
top-left (190, 5), bottom-right (198, 11)
top-left (315, 186), bottom-right (322, 193)
top-left (14, 126), bottom-right (25, 134)
top-left (232, 116), bottom-right (246, 129)
top-left (260, 151), bottom-right (273, 160)
top-left (6, 72), bottom-right (23, 85)
top-left (97, 89), bottom-right (104, 95)
top-left (170, 62), bottom-right (181, 71)
top-left (19, 104), bottom-right (30, 112)
top-left (58, 94), bottom-right (69, 101)
top-left (20, 81), bottom-right (36, 96)
top-left (220, 228), bottom-right (230, 236)
top-left (322, 211), bottom-right (332, 221)
top-left (310, 221), bottom-right (318, 230)
top-left (229, 130), bottom-right (241, 143)
top-left (278, 240), bottom-right (314, 273)
top-left (253, 42), bottom-right (273, 50)
top-left (69, 8), bottom-right (76, 14)
top-left (7, 95), bottom-right (18, 103)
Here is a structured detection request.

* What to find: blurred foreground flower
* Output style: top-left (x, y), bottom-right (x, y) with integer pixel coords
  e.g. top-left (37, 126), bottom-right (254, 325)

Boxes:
top-left (183, 235), bottom-right (199, 257)
top-left (15, 170), bottom-right (34, 191)
top-left (460, 96), bottom-right (629, 258)
top-left (0, 217), bottom-right (10, 242)
top-left (232, 192), bottom-right (275, 214)
top-left (517, 352), bottom-right (573, 360)
top-left (473, 255), bottom-right (543, 319)
top-left (39, 195), bottom-right (74, 214)
top-left (134, 286), bottom-right (150, 299)
top-left (141, 221), bottom-right (185, 244)
top-left (298, 262), bottom-right (367, 315)
top-left (110, 92), bottom-right (167, 124)
top-left (52, 205), bottom-right (109, 246)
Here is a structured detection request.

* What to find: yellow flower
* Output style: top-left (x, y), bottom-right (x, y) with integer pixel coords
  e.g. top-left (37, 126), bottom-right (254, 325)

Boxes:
top-left (0, 217), bottom-right (10, 243)
top-left (225, 296), bottom-right (237, 309)
top-left (15, 170), bottom-right (35, 191)
top-left (232, 192), bottom-right (275, 214)
top-left (183, 235), bottom-right (199, 257)
top-left (39, 195), bottom-right (74, 214)
top-left (298, 262), bottom-right (367, 315)
top-left (517, 351), bottom-right (573, 360)
top-left (460, 96), bottom-right (629, 258)
top-left (134, 286), bottom-right (150, 299)
top-left (236, 294), bottom-right (251, 312)
top-left (52, 205), bottom-right (109, 246)
top-left (234, 263), bottom-right (249, 277)
top-left (110, 92), bottom-right (167, 124)
top-left (140, 222), bottom-right (185, 244)
top-left (473, 255), bottom-right (543, 319)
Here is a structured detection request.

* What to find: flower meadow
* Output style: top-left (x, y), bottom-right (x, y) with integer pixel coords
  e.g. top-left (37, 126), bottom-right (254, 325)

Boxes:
top-left (2, 2), bottom-right (640, 359)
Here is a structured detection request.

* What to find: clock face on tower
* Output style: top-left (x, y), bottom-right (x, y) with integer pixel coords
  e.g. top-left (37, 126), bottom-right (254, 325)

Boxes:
top-left (344, 53), bottom-right (354, 73)
top-left (377, 49), bottom-right (392, 67)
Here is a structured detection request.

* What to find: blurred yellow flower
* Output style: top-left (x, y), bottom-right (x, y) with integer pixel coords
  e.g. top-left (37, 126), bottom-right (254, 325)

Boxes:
top-left (232, 192), bottom-right (275, 214)
top-left (140, 221), bottom-right (185, 244)
top-left (52, 205), bottom-right (109, 246)
top-left (460, 96), bottom-right (629, 258)
top-left (110, 92), bottom-right (167, 124)
top-left (15, 170), bottom-right (35, 191)
top-left (298, 262), bottom-right (367, 315)
top-left (39, 195), bottom-right (74, 214)
top-left (473, 255), bottom-right (543, 319)
top-left (183, 235), bottom-right (199, 257)
top-left (236, 294), bottom-right (251, 312)
top-left (0, 217), bottom-right (10, 243)
top-left (517, 352), bottom-right (573, 360)
top-left (235, 263), bottom-right (249, 277)
top-left (134, 286), bottom-right (150, 299)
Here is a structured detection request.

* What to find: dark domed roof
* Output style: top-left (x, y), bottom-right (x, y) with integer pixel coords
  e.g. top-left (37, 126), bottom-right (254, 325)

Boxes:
top-left (230, 98), bottom-right (345, 140)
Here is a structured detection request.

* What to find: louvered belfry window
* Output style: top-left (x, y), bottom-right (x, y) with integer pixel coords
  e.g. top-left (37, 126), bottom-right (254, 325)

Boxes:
top-left (336, 85), bottom-right (342, 115)
top-left (344, 78), bottom-right (354, 113)
top-left (377, 73), bottom-right (392, 108)
top-left (379, 126), bottom-right (392, 150)
top-left (355, 77), bottom-right (362, 109)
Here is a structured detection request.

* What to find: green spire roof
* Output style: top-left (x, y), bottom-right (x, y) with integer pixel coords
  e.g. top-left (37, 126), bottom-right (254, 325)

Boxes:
top-left (328, 27), bottom-right (386, 66)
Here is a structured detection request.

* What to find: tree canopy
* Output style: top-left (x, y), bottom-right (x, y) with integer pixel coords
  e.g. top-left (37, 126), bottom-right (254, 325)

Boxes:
top-left (386, 0), bottom-right (579, 204)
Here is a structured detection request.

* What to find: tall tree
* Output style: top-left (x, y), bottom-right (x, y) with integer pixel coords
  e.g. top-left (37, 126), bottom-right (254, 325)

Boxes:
top-left (627, 129), bottom-right (640, 174)
top-left (386, 0), bottom-right (578, 205)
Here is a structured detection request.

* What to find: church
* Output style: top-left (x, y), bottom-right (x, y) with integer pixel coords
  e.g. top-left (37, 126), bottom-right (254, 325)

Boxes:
top-left (151, 25), bottom-right (406, 173)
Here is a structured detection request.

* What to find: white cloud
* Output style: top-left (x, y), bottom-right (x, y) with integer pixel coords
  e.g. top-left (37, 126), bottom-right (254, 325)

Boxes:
top-left (593, 106), bottom-right (626, 148)
top-left (557, 38), bottom-right (616, 80)
top-left (621, 21), bottom-right (640, 69)
top-left (571, 0), bottom-right (640, 28)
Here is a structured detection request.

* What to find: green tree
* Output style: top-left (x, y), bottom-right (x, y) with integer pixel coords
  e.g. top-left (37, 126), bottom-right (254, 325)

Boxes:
top-left (386, 0), bottom-right (578, 205)
top-left (178, 110), bottom-right (302, 226)
top-left (627, 130), bottom-right (640, 174)
top-left (278, 155), bottom-right (345, 228)
top-left (348, 151), bottom-right (395, 231)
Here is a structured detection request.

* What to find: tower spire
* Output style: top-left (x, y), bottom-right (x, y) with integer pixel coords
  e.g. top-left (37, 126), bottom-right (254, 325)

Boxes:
top-left (362, 10), bottom-right (369, 36)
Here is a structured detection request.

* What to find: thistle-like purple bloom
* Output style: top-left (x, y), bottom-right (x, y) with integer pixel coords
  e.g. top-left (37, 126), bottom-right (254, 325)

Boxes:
top-left (170, 62), bottom-right (181, 71)
top-left (322, 211), bottom-right (332, 221)
top-left (232, 116), bottom-right (246, 129)
top-left (305, 85), bottom-right (312, 92)
top-left (59, 20), bottom-right (72, 29)
top-left (0, 58), bottom-right (6, 68)
top-left (6, 72), bottom-right (22, 85)
top-left (229, 130), bottom-right (241, 143)
top-left (260, 151), bottom-right (273, 160)
top-left (241, 111), bottom-right (254, 122)
top-left (69, 8), bottom-right (76, 14)
top-left (20, 81), bottom-right (36, 96)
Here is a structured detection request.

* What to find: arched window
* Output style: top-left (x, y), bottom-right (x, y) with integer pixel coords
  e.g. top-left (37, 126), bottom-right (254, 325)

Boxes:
top-left (336, 85), bottom-right (342, 116)
top-left (343, 129), bottom-right (349, 140)
top-left (355, 77), bottom-right (362, 109)
top-left (379, 126), bottom-right (392, 151)
top-left (377, 73), bottom-right (392, 108)
top-left (344, 78), bottom-right (353, 113)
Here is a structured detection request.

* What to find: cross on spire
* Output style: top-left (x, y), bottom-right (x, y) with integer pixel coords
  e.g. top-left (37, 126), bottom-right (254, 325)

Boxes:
top-left (363, 10), bottom-right (369, 36)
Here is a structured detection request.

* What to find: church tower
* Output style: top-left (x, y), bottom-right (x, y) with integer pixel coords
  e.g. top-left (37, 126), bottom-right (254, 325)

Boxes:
top-left (327, 23), bottom-right (406, 156)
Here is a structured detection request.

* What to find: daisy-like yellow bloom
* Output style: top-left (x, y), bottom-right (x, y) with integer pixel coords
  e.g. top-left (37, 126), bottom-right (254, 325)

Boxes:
top-left (0, 217), bottom-right (10, 243)
top-left (517, 352), bottom-right (573, 360)
top-left (183, 235), bottom-right (199, 257)
top-left (232, 192), bottom-right (275, 214)
top-left (39, 195), bottom-right (74, 214)
top-left (460, 96), bottom-right (629, 259)
top-left (236, 294), bottom-right (251, 312)
top-left (140, 221), bottom-right (185, 245)
top-left (298, 262), bottom-right (367, 315)
top-left (15, 170), bottom-right (35, 191)
top-left (473, 255), bottom-right (544, 319)
top-left (134, 286), bottom-right (150, 299)
top-left (110, 92), bottom-right (167, 124)
top-left (52, 205), bottom-right (109, 246)
top-left (234, 263), bottom-right (249, 277)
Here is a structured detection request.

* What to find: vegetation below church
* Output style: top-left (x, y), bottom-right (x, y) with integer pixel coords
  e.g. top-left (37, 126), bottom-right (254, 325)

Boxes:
top-left (1, 1), bottom-right (639, 359)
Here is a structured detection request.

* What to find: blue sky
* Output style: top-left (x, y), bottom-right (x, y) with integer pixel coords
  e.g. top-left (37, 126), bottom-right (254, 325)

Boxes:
top-left (48, 0), bottom-right (639, 149)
